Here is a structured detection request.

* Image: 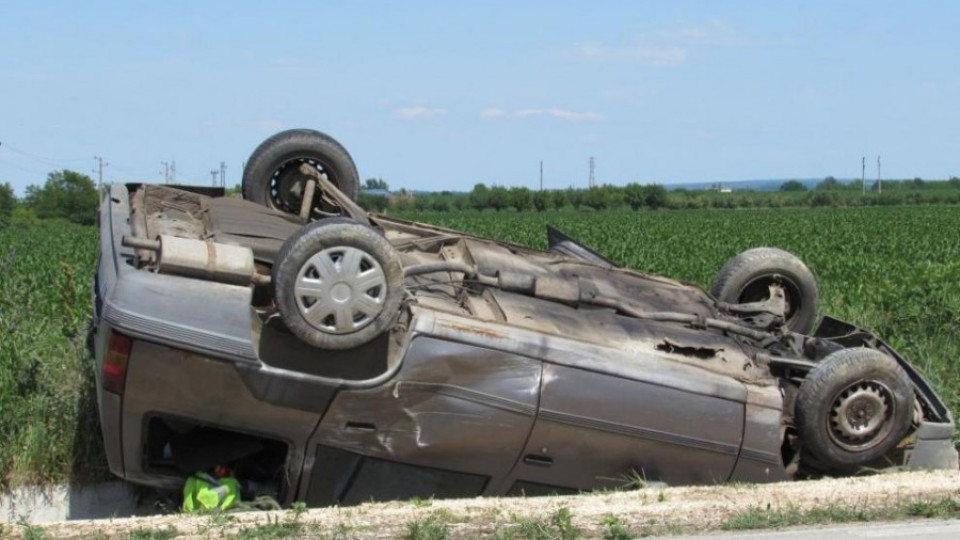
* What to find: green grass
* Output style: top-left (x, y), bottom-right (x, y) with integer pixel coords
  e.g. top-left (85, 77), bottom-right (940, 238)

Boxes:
top-left (599, 515), bottom-right (633, 540)
top-left (128, 527), bottom-right (179, 540)
top-left (492, 508), bottom-right (582, 540)
top-left (721, 495), bottom-right (960, 531)
top-left (405, 514), bottom-right (451, 540)
top-left (0, 223), bottom-right (103, 488)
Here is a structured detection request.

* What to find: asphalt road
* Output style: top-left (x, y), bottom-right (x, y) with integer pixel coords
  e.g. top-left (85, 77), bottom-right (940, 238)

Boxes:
top-left (658, 519), bottom-right (960, 539)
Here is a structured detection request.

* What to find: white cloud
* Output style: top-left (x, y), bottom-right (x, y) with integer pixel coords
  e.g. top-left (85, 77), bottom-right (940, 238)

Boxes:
top-left (660, 20), bottom-right (754, 47)
top-left (394, 106), bottom-right (446, 118)
top-left (513, 108), bottom-right (601, 122)
top-left (570, 41), bottom-right (686, 67)
top-left (480, 108), bottom-right (506, 118)
top-left (565, 20), bottom-right (755, 66)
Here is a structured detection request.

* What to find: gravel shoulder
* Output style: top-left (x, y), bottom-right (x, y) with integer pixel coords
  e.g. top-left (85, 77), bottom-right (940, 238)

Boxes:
top-left (8, 470), bottom-right (960, 539)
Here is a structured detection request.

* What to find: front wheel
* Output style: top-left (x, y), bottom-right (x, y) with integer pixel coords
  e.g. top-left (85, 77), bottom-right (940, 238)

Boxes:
top-left (795, 348), bottom-right (915, 474)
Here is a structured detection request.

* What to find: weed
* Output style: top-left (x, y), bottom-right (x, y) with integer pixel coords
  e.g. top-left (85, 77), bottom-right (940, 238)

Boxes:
top-left (129, 526), bottom-right (179, 540)
top-left (404, 515), bottom-right (450, 540)
top-left (600, 514), bottom-right (632, 540)
top-left (721, 496), bottom-right (960, 531)
top-left (19, 522), bottom-right (49, 540)
top-left (409, 496), bottom-right (434, 507)
top-left (492, 508), bottom-right (581, 540)
top-left (233, 507), bottom-right (306, 540)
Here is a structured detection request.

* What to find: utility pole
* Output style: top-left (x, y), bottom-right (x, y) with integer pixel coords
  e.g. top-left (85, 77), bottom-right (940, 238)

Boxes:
top-left (171, 161), bottom-right (177, 184)
top-left (877, 155), bottom-right (882, 195)
top-left (160, 161), bottom-right (170, 183)
top-left (588, 157), bottom-right (596, 188)
top-left (220, 161), bottom-right (227, 188)
top-left (539, 160), bottom-right (543, 191)
top-left (210, 170), bottom-right (219, 186)
top-left (861, 156), bottom-right (866, 195)
top-left (94, 156), bottom-right (108, 192)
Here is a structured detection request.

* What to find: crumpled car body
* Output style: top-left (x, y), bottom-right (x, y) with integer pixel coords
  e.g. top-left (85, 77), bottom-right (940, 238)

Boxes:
top-left (90, 178), bottom-right (958, 507)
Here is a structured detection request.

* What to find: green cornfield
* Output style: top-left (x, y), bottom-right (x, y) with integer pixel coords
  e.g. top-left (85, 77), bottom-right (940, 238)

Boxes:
top-left (0, 223), bottom-right (104, 487)
top-left (1, 205), bottom-right (958, 487)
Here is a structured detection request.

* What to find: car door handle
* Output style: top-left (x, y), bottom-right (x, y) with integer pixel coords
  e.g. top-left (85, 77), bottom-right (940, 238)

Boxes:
top-left (345, 421), bottom-right (376, 432)
top-left (523, 454), bottom-right (554, 467)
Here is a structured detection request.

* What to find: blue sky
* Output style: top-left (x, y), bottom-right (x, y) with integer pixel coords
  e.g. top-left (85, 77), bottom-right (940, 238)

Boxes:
top-left (1, 1), bottom-right (958, 195)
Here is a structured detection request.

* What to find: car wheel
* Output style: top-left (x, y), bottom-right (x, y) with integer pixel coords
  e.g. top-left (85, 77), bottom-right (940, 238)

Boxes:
top-left (272, 218), bottom-right (404, 350)
top-left (795, 348), bottom-right (914, 474)
top-left (242, 129), bottom-right (360, 216)
top-left (711, 247), bottom-right (819, 334)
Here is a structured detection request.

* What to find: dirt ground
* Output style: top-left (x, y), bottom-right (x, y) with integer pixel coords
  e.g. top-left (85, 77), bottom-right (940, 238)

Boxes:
top-left (9, 470), bottom-right (960, 539)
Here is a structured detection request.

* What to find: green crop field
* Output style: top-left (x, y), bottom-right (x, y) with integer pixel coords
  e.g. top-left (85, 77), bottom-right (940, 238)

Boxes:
top-left (0, 223), bottom-right (104, 487)
top-left (1, 205), bottom-right (958, 487)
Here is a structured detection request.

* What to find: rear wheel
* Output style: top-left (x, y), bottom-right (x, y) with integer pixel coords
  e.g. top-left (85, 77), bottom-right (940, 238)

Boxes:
top-left (711, 247), bottom-right (819, 334)
top-left (272, 218), bottom-right (403, 350)
top-left (242, 129), bottom-right (359, 217)
top-left (795, 348), bottom-right (915, 474)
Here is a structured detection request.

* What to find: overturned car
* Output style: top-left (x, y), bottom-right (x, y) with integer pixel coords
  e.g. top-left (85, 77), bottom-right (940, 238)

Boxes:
top-left (90, 129), bottom-right (958, 507)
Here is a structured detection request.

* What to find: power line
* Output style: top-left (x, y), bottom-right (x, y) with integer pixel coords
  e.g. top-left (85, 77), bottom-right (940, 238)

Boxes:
top-left (0, 142), bottom-right (87, 166)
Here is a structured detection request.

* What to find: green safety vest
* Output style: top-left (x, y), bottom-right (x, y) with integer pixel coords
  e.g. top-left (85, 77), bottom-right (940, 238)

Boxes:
top-left (182, 472), bottom-right (241, 513)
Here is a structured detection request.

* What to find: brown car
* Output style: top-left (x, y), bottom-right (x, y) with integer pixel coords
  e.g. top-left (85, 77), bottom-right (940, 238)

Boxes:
top-left (90, 130), bottom-right (958, 507)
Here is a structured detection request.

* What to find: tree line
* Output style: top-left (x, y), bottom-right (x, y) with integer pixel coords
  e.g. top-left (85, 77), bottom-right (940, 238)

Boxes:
top-left (358, 176), bottom-right (960, 214)
top-left (0, 170), bottom-right (99, 227)
top-left (4, 171), bottom-right (960, 228)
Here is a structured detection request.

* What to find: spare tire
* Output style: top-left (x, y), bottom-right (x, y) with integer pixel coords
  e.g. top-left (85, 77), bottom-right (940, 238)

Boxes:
top-left (711, 247), bottom-right (819, 334)
top-left (795, 348), bottom-right (915, 474)
top-left (242, 129), bottom-right (360, 217)
top-left (272, 218), bottom-right (403, 350)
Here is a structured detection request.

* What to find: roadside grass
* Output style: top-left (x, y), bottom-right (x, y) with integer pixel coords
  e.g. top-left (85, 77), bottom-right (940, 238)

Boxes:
top-left (10, 475), bottom-right (960, 539)
top-left (127, 526), bottom-right (178, 540)
top-left (721, 495), bottom-right (960, 531)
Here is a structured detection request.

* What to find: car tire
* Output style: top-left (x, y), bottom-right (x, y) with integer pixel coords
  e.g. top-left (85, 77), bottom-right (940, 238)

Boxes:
top-left (242, 129), bottom-right (360, 216)
top-left (711, 247), bottom-right (819, 334)
top-left (272, 218), bottom-right (404, 350)
top-left (795, 348), bottom-right (914, 474)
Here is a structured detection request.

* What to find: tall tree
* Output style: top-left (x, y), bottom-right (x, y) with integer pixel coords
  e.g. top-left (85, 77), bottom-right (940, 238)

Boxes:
top-left (363, 178), bottom-right (389, 191)
top-left (25, 170), bottom-right (99, 225)
top-left (815, 176), bottom-right (840, 191)
top-left (780, 180), bottom-right (808, 192)
top-left (469, 183), bottom-right (490, 210)
top-left (0, 182), bottom-right (16, 225)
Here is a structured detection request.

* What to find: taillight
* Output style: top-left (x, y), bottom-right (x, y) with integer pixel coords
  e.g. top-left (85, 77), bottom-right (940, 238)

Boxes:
top-left (103, 330), bottom-right (133, 395)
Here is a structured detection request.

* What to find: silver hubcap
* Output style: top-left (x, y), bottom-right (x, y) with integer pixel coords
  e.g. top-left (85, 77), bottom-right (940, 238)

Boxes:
top-left (294, 246), bottom-right (387, 334)
top-left (829, 382), bottom-right (891, 450)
